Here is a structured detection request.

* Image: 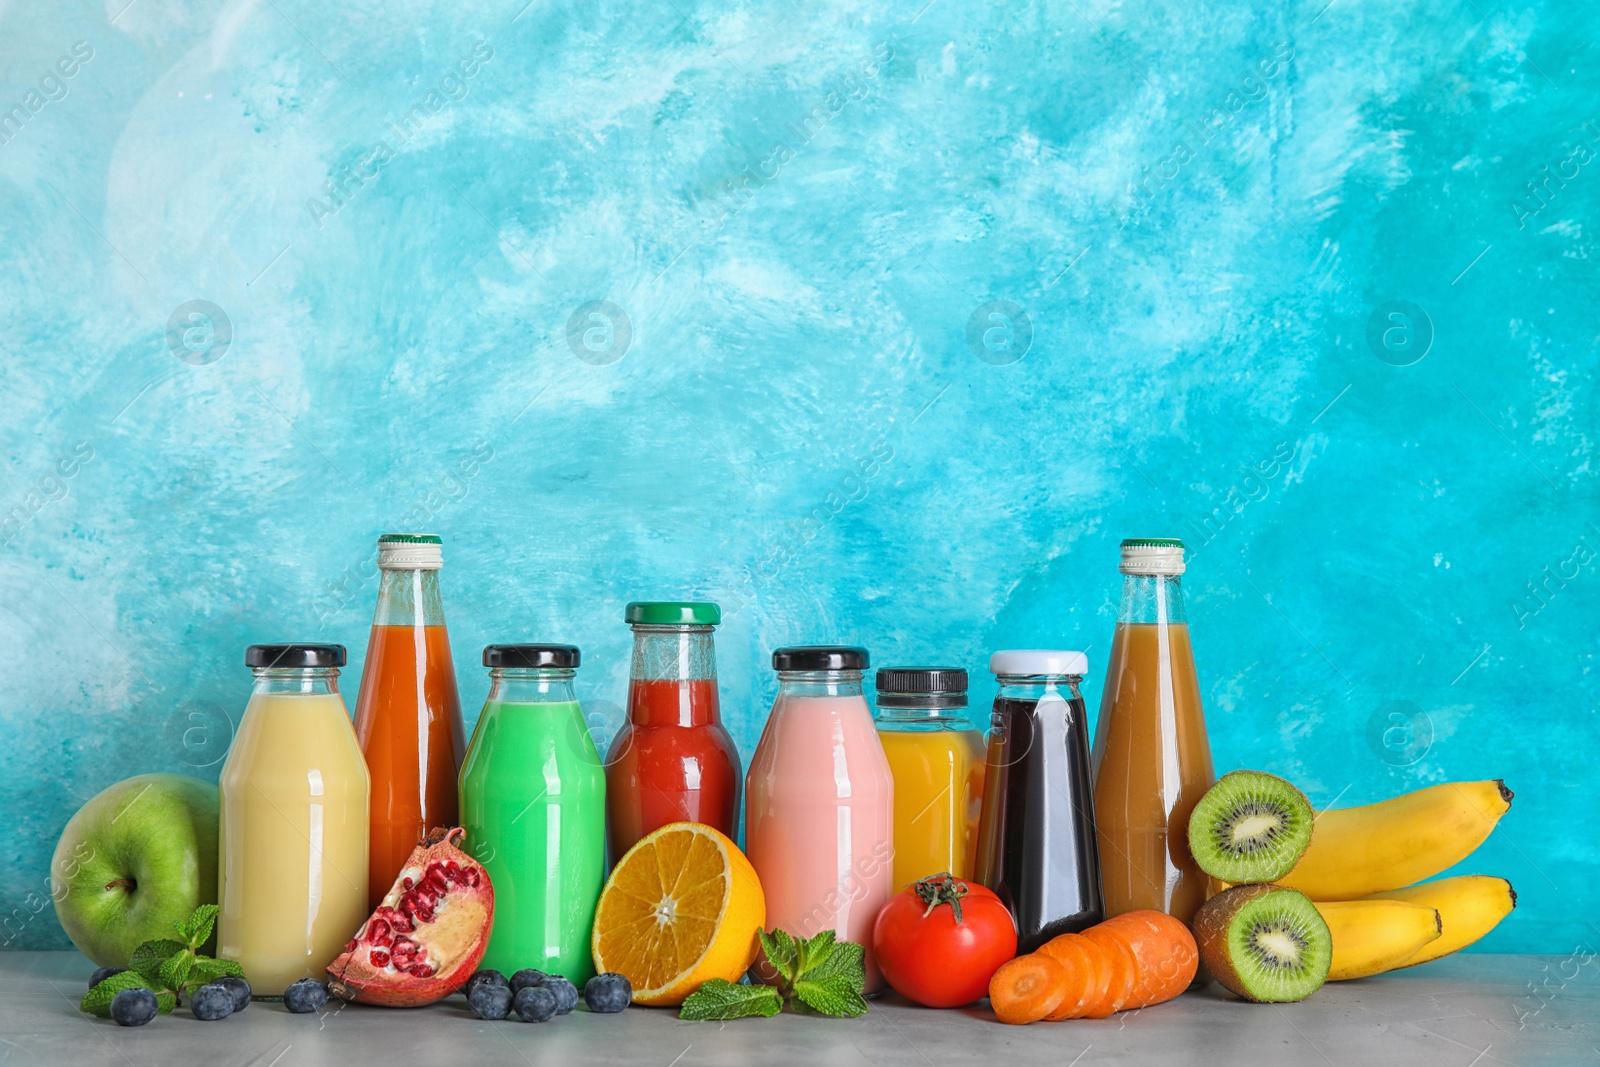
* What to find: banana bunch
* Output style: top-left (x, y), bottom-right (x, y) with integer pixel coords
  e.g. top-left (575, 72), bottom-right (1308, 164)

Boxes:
top-left (1198, 777), bottom-right (1517, 981)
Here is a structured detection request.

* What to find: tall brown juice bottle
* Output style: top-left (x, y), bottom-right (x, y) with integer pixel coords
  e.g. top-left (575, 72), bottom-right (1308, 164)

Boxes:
top-left (353, 533), bottom-right (466, 909)
top-left (1091, 537), bottom-right (1215, 927)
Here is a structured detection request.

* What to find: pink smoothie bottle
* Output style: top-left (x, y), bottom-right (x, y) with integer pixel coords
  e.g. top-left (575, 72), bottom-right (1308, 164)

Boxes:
top-left (745, 646), bottom-right (894, 992)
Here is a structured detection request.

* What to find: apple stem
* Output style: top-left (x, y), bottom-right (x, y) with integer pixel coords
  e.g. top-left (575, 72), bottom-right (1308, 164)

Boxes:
top-left (104, 878), bottom-right (136, 892)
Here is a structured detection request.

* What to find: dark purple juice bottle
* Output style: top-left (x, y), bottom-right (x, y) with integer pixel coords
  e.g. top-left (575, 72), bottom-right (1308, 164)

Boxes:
top-left (973, 649), bottom-right (1104, 954)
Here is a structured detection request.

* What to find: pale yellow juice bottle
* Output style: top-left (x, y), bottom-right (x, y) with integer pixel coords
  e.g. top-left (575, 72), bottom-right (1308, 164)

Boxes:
top-left (219, 644), bottom-right (370, 995)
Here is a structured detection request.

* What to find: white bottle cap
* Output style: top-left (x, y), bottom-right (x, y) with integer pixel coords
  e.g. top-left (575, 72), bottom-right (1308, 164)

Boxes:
top-left (1120, 537), bottom-right (1185, 576)
top-left (377, 533), bottom-right (443, 570)
top-left (989, 650), bottom-right (1089, 677)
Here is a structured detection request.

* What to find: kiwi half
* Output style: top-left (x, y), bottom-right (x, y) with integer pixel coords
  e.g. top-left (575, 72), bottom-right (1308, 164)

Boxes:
top-left (1187, 770), bottom-right (1315, 883)
top-left (1194, 884), bottom-right (1331, 1003)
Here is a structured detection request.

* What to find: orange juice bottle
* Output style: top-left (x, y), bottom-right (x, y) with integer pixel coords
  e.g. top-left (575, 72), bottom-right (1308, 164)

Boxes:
top-left (353, 534), bottom-right (466, 909)
top-left (874, 667), bottom-right (984, 889)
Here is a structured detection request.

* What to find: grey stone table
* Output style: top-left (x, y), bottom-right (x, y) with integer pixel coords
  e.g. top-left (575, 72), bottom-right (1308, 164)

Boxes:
top-left (1, 952), bottom-right (1592, 1066)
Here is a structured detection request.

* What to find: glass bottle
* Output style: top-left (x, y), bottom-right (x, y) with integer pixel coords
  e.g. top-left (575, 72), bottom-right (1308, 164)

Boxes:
top-left (745, 647), bottom-right (893, 993)
top-left (219, 644), bottom-right (370, 995)
top-left (457, 644), bottom-right (606, 982)
top-left (974, 650), bottom-right (1103, 954)
top-left (874, 667), bottom-right (985, 888)
top-left (605, 602), bottom-right (741, 859)
top-left (1091, 537), bottom-right (1216, 925)
top-left (352, 533), bottom-right (466, 910)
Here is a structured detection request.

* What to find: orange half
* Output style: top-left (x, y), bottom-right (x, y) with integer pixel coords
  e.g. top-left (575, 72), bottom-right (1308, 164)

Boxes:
top-left (591, 822), bottom-right (766, 1006)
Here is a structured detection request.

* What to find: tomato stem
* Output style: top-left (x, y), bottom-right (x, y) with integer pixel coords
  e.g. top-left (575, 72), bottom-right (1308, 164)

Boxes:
top-left (913, 873), bottom-right (969, 924)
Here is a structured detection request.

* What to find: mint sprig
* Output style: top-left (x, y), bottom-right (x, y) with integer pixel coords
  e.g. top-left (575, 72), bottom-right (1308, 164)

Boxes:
top-left (679, 928), bottom-right (867, 1021)
top-left (80, 904), bottom-right (244, 1018)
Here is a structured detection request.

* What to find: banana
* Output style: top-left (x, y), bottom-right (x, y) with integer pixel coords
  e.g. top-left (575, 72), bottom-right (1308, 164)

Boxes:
top-left (1314, 899), bottom-right (1441, 980)
top-left (1362, 875), bottom-right (1517, 966)
top-left (1277, 780), bottom-right (1512, 900)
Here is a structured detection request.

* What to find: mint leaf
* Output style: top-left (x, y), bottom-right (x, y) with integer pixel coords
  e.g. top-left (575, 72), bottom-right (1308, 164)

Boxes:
top-left (679, 979), bottom-right (782, 1021)
top-left (187, 957), bottom-right (244, 986)
top-left (795, 929), bottom-right (838, 977)
top-left (129, 939), bottom-right (187, 985)
top-left (158, 952), bottom-right (194, 992)
top-left (80, 971), bottom-right (154, 1017)
top-left (792, 974), bottom-right (869, 1018)
top-left (758, 928), bottom-right (799, 985)
top-left (177, 904), bottom-right (219, 947)
top-left (154, 990), bottom-right (177, 1015)
top-left (798, 937), bottom-right (865, 989)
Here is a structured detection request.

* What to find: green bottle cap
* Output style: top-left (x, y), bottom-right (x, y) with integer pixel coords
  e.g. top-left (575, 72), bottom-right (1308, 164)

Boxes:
top-left (625, 601), bottom-right (721, 626)
top-left (1119, 537), bottom-right (1185, 548)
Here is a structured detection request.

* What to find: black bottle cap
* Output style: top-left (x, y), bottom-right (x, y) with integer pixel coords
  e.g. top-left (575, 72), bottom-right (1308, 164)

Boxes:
top-left (875, 666), bottom-right (969, 708)
top-left (245, 644), bottom-right (346, 668)
top-left (772, 645), bottom-right (869, 672)
top-left (483, 644), bottom-right (581, 669)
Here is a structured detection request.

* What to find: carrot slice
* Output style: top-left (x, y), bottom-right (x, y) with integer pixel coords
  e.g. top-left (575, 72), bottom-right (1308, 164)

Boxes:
top-left (1099, 910), bottom-right (1199, 1009)
top-left (988, 954), bottom-right (1068, 1025)
top-left (1080, 928), bottom-right (1137, 1017)
top-left (1036, 935), bottom-right (1096, 1020)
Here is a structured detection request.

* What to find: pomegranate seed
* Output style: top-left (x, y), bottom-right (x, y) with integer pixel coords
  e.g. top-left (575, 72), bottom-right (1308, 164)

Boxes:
top-left (427, 869), bottom-right (449, 894)
top-left (369, 918), bottom-right (391, 941)
top-left (370, 949), bottom-right (390, 967)
top-left (408, 963), bottom-right (434, 978)
top-left (464, 868), bottom-right (481, 887)
top-left (403, 877), bottom-right (414, 890)
top-left (390, 914), bottom-right (413, 933)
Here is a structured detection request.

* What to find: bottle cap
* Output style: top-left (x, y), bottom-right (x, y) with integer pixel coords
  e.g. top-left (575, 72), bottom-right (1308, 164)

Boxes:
top-left (988, 649), bottom-right (1088, 677)
top-left (772, 646), bottom-right (869, 672)
top-left (246, 643), bottom-right (346, 668)
top-left (378, 533), bottom-right (443, 570)
top-left (875, 666), bottom-right (968, 708)
top-left (1120, 537), bottom-right (1185, 576)
top-left (483, 644), bottom-right (581, 669)
top-left (625, 602), bottom-right (721, 626)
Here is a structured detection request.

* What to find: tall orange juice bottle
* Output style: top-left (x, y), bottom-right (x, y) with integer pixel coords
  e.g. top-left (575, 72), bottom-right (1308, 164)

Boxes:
top-left (219, 644), bottom-right (369, 995)
top-left (1091, 538), bottom-right (1216, 926)
top-left (353, 534), bottom-right (466, 909)
top-left (874, 667), bottom-right (983, 888)
top-left (745, 646), bottom-right (893, 992)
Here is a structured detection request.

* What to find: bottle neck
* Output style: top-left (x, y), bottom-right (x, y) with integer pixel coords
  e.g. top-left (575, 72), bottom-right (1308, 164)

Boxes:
top-left (875, 702), bottom-right (974, 727)
top-left (994, 673), bottom-right (1083, 702)
top-left (776, 670), bottom-right (865, 699)
top-left (1117, 572), bottom-right (1189, 626)
top-left (629, 625), bottom-right (717, 682)
top-left (250, 666), bottom-right (342, 697)
top-left (373, 567), bottom-right (447, 627)
top-left (486, 668), bottom-right (577, 705)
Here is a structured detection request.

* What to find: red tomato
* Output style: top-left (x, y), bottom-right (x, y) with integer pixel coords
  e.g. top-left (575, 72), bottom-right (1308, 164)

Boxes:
top-left (872, 874), bottom-right (1019, 1007)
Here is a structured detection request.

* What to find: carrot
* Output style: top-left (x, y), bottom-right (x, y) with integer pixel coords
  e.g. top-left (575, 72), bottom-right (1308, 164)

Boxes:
top-left (988, 953), bottom-right (1068, 1025)
top-left (1079, 928), bottom-right (1137, 1017)
top-left (1099, 910), bottom-right (1199, 1009)
top-left (1037, 934), bottom-right (1100, 1020)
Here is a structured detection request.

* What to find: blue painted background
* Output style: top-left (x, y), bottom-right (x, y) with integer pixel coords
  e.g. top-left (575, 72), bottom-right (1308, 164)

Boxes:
top-left (1, 0), bottom-right (1595, 954)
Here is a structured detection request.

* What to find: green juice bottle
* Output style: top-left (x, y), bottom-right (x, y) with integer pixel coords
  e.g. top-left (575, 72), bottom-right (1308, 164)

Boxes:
top-left (459, 644), bottom-right (606, 982)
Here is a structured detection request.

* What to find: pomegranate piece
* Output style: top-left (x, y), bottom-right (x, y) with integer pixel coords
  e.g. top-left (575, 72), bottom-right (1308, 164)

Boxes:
top-left (326, 827), bottom-right (494, 1007)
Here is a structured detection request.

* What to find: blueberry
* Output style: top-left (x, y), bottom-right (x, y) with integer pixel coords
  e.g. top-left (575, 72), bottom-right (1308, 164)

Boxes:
top-left (283, 978), bottom-right (329, 1014)
top-left (89, 966), bottom-right (126, 990)
top-left (582, 972), bottom-right (632, 1014)
top-left (541, 975), bottom-right (579, 1015)
top-left (190, 983), bottom-right (234, 1021)
top-left (214, 975), bottom-right (251, 1013)
top-left (514, 985), bottom-right (557, 1022)
top-left (468, 982), bottom-right (514, 1020)
top-left (510, 968), bottom-right (548, 993)
top-left (464, 969), bottom-right (508, 999)
top-left (109, 987), bottom-right (158, 1027)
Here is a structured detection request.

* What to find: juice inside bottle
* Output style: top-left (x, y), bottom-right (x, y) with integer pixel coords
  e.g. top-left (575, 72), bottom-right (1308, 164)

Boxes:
top-left (1091, 537), bottom-right (1215, 927)
top-left (973, 650), bottom-right (1103, 953)
top-left (745, 646), bottom-right (893, 992)
top-left (605, 602), bottom-right (741, 858)
top-left (353, 534), bottom-right (466, 910)
top-left (874, 667), bottom-right (984, 888)
top-left (458, 644), bottom-right (606, 982)
top-left (218, 644), bottom-right (369, 995)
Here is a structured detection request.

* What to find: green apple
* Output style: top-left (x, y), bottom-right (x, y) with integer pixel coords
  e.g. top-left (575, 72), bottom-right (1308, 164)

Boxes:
top-left (51, 774), bottom-right (219, 967)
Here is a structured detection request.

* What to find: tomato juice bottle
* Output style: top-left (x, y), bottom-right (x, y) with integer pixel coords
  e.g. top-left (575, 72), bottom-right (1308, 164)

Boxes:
top-left (604, 601), bottom-right (741, 859)
top-left (352, 534), bottom-right (466, 910)
top-left (458, 644), bottom-right (606, 982)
